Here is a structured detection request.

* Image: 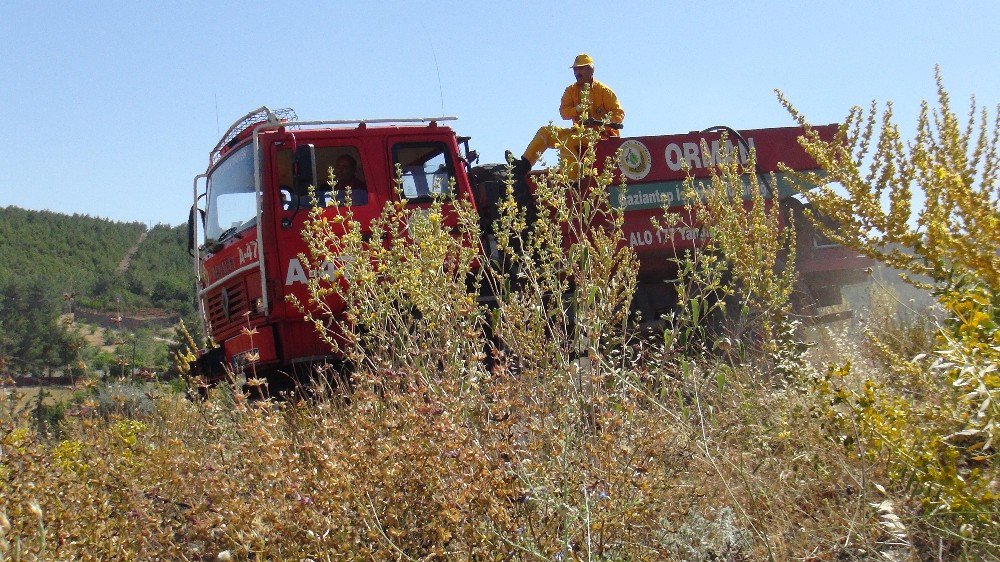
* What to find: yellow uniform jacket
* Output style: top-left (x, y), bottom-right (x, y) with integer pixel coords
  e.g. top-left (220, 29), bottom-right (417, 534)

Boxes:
top-left (559, 79), bottom-right (625, 135)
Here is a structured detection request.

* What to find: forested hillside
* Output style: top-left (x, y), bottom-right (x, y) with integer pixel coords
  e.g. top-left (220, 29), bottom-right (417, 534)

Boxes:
top-left (0, 206), bottom-right (193, 316)
top-left (123, 224), bottom-right (195, 316)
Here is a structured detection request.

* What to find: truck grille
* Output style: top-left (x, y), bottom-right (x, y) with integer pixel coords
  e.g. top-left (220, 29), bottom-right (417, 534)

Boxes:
top-left (206, 281), bottom-right (248, 333)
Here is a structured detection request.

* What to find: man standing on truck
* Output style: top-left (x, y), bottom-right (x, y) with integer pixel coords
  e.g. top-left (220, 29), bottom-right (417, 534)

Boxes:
top-left (508, 53), bottom-right (625, 176)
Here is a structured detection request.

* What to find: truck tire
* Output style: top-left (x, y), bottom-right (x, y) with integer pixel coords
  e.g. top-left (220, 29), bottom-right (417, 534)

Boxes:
top-left (186, 346), bottom-right (227, 399)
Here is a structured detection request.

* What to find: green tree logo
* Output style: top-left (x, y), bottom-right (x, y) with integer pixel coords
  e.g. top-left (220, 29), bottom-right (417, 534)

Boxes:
top-left (618, 139), bottom-right (651, 180)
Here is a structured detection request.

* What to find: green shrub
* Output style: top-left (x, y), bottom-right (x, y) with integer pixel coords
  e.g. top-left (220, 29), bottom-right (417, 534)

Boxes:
top-left (781, 70), bottom-right (999, 548)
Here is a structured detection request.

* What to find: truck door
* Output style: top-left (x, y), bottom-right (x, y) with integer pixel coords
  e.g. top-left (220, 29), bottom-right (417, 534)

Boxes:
top-left (269, 140), bottom-right (384, 360)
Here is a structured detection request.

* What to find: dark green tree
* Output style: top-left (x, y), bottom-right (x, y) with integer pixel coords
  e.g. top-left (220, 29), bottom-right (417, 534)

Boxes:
top-left (0, 276), bottom-right (81, 377)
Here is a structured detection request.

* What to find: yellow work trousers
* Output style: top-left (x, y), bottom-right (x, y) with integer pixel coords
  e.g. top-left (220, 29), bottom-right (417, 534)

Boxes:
top-left (523, 126), bottom-right (586, 166)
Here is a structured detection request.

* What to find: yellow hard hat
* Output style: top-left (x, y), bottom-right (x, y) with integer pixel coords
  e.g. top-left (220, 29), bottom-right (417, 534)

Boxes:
top-left (570, 53), bottom-right (594, 68)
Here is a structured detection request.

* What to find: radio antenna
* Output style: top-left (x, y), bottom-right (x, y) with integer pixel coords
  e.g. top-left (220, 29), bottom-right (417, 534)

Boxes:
top-left (421, 22), bottom-right (445, 112)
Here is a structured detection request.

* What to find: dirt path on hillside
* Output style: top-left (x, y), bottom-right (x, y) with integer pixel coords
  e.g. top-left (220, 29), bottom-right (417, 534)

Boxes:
top-left (117, 230), bottom-right (148, 273)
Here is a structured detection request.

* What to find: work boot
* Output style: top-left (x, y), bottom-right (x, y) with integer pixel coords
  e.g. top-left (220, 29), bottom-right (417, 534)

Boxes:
top-left (505, 150), bottom-right (531, 178)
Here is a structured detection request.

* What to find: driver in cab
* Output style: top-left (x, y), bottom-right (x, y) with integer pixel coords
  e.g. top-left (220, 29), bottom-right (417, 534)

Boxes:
top-left (327, 154), bottom-right (368, 206)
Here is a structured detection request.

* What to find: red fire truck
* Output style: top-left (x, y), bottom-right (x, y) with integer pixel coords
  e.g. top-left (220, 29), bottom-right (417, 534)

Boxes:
top-left (189, 107), bottom-right (870, 381)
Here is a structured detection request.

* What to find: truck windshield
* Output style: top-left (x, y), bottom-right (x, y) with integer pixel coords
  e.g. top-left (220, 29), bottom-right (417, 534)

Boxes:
top-left (206, 144), bottom-right (257, 243)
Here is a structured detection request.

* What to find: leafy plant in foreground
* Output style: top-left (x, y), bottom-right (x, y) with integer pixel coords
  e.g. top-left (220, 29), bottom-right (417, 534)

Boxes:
top-left (780, 70), bottom-right (999, 546)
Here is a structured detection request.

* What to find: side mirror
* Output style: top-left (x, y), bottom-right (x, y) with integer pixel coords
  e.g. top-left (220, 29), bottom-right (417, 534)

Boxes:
top-left (188, 205), bottom-right (205, 257)
top-left (293, 144), bottom-right (317, 193)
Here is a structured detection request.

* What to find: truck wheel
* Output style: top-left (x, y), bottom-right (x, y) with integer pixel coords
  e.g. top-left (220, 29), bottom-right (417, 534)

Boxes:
top-left (186, 346), bottom-right (227, 400)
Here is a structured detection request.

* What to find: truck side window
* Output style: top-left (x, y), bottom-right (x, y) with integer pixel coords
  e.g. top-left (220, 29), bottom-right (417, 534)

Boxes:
top-left (275, 146), bottom-right (369, 208)
top-left (392, 142), bottom-right (454, 201)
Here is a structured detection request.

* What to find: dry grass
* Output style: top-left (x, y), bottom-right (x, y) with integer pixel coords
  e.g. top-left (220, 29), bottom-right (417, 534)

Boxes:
top-left (0, 367), bottom-right (858, 560)
top-left (2, 386), bottom-right (74, 412)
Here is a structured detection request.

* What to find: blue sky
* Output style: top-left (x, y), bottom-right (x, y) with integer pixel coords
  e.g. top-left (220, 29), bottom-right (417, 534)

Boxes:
top-left (2, 1), bottom-right (998, 226)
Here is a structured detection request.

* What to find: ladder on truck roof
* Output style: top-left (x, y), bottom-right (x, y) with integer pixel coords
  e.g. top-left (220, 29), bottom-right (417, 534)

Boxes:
top-left (210, 106), bottom-right (458, 166)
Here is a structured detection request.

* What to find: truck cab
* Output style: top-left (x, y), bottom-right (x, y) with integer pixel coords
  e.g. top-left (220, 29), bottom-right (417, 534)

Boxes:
top-left (192, 107), bottom-right (474, 382)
